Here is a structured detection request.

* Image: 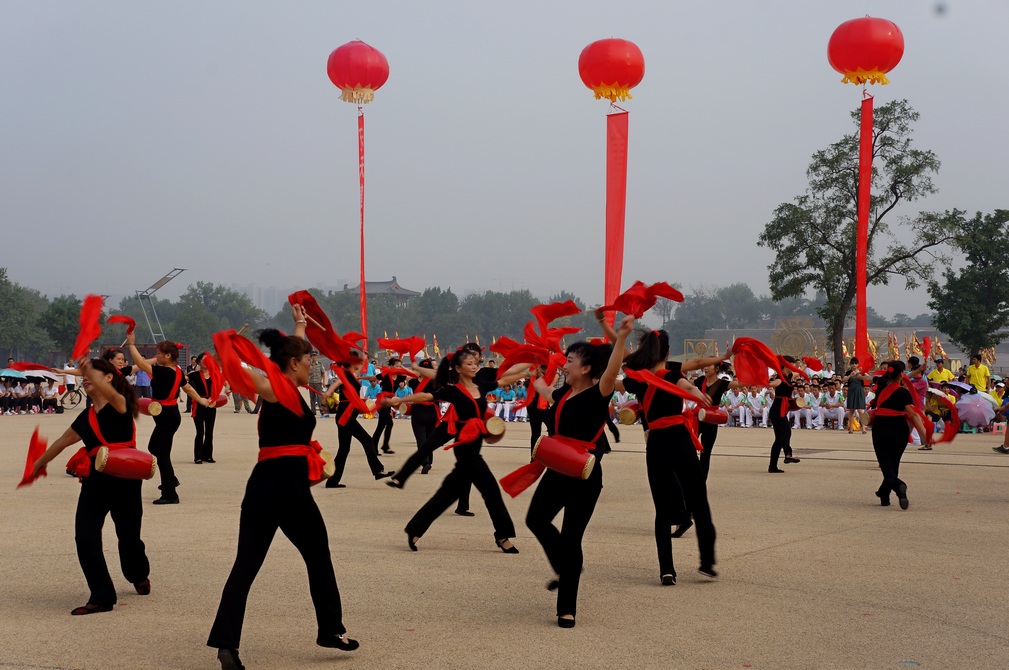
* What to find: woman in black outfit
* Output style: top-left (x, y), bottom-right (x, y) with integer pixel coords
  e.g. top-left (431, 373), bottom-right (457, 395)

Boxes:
top-left (31, 357), bottom-right (151, 615)
top-left (768, 358), bottom-right (803, 473)
top-left (525, 315), bottom-right (631, 629)
top-left (385, 348), bottom-right (526, 551)
top-left (127, 334), bottom-right (207, 504)
top-left (621, 329), bottom-right (717, 587)
top-left (189, 353), bottom-right (229, 464)
top-left (208, 309), bottom-right (358, 670)
top-left (371, 358), bottom-right (404, 455)
top-left (694, 360), bottom-right (741, 480)
top-left (868, 360), bottom-right (928, 509)
top-left (323, 358), bottom-right (393, 488)
top-left (408, 359), bottom-right (440, 474)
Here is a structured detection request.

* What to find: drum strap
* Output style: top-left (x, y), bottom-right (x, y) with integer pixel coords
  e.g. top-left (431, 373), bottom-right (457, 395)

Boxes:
top-left (66, 406), bottom-right (137, 478)
top-left (258, 440), bottom-right (326, 481)
top-left (154, 367), bottom-right (183, 405)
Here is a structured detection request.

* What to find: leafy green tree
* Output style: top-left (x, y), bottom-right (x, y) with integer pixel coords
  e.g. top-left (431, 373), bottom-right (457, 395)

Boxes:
top-left (928, 210), bottom-right (1009, 357)
top-left (758, 99), bottom-right (960, 367)
top-left (41, 295), bottom-right (83, 353)
top-left (0, 268), bottom-right (53, 361)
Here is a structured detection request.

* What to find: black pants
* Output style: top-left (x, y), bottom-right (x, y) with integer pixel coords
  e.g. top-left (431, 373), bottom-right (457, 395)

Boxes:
top-left (398, 420), bottom-right (472, 512)
top-left (193, 407), bottom-right (217, 461)
top-left (149, 405), bottom-right (181, 498)
top-left (208, 458), bottom-right (345, 650)
top-left (872, 417), bottom-right (910, 497)
top-left (372, 407), bottom-right (394, 451)
top-left (528, 405), bottom-right (554, 451)
top-left (698, 423), bottom-right (718, 481)
top-left (410, 408), bottom-right (439, 467)
top-left (75, 472), bottom-right (150, 606)
top-left (605, 415), bottom-right (620, 443)
top-left (405, 441), bottom-right (514, 540)
top-left (769, 401), bottom-right (793, 468)
top-left (646, 428), bottom-right (716, 577)
top-left (526, 463), bottom-right (603, 618)
top-left (329, 418), bottom-right (384, 485)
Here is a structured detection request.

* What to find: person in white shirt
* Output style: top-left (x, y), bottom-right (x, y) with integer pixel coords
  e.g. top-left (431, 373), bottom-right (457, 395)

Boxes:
top-left (41, 379), bottom-right (60, 413)
top-left (819, 381), bottom-right (846, 430)
top-left (61, 361), bottom-right (80, 403)
top-left (745, 387), bottom-right (765, 427)
top-left (761, 386), bottom-right (775, 427)
top-left (804, 384), bottom-right (822, 429)
top-left (724, 389), bottom-right (751, 427)
top-left (11, 382), bottom-right (29, 414)
top-left (789, 383), bottom-right (814, 429)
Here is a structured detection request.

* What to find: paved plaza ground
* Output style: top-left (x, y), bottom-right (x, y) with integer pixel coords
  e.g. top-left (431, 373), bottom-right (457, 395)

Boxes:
top-left (2, 408), bottom-right (1008, 669)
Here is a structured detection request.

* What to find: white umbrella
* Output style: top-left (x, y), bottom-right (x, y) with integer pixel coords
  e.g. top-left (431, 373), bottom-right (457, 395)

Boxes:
top-left (25, 369), bottom-right (60, 381)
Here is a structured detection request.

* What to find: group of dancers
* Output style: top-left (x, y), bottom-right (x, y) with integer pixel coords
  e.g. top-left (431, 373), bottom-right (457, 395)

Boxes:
top-left (23, 299), bottom-right (936, 670)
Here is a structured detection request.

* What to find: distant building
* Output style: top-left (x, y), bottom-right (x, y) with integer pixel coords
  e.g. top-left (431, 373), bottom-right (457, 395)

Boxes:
top-left (340, 276), bottom-right (421, 307)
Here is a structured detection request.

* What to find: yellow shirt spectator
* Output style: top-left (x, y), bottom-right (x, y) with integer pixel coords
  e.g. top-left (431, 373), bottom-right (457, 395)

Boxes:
top-left (926, 367), bottom-right (954, 384)
top-left (967, 362), bottom-right (990, 392)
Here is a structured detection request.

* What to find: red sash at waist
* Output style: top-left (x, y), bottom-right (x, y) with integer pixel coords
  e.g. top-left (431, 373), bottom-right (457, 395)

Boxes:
top-left (648, 413), bottom-right (703, 452)
top-left (258, 441), bottom-right (326, 481)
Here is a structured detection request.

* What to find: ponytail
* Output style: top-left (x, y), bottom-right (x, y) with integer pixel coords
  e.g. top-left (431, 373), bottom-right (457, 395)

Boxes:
top-left (623, 329), bottom-right (669, 371)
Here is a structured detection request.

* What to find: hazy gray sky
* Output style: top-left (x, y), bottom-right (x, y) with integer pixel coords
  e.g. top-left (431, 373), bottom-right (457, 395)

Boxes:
top-left (2, 1), bottom-right (1005, 318)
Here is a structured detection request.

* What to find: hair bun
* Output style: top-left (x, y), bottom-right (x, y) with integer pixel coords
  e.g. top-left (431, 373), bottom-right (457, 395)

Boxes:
top-left (258, 328), bottom-right (285, 350)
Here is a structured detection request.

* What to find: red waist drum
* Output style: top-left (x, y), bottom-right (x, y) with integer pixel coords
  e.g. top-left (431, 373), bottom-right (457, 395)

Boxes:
top-left (618, 400), bottom-right (640, 425)
top-left (532, 436), bottom-right (596, 480)
top-left (94, 447), bottom-right (157, 480)
top-left (697, 408), bottom-right (729, 425)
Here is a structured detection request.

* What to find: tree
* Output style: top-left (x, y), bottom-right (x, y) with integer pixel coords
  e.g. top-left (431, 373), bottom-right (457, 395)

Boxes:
top-left (758, 99), bottom-right (960, 367)
top-left (928, 210), bottom-right (1009, 357)
top-left (41, 295), bottom-right (83, 353)
top-left (0, 268), bottom-right (52, 361)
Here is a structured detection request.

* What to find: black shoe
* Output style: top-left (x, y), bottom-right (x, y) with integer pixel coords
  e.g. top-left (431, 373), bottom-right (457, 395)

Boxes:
top-left (382, 448), bottom-right (396, 455)
top-left (217, 648), bottom-right (245, 670)
top-left (325, 482), bottom-right (346, 489)
top-left (557, 616), bottom-right (576, 628)
top-left (768, 467), bottom-right (785, 473)
top-left (317, 634), bottom-right (359, 651)
top-left (134, 578), bottom-right (151, 595)
top-left (406, 533), bottom-right (418, 552)
top-left (204, 458), bottom-right (216, 463)
top-left (194, 459), bottom-right (203, 464)
top-left (455, 509), bottom-right (475, 517)
top-left (546, 579), bottom-right (560, 591)
top-left (698, 566), bottom-right (719, 580)
top-left (153, 496), bottom-right (180, 505)
top-left (671, 520), bottom-right (693, 538)
top-left (495, 537), bottom-right (519, 554)
top-left (783, 457), bottom-right (801, 463)
top-left (661, 574), bottom-right (676, 586)
top-left (374, 471), bottom-right (395, 481)
top-left (875, 490), bottom-right (891, 506)
top-left (421, 465), bottom-right (432, 474)
top-left (385, 478), bottom-right (404, 489)
top-left (71, 603), bottom-right (114, 616)
top-left (896, 483), bottom-right (909, 510)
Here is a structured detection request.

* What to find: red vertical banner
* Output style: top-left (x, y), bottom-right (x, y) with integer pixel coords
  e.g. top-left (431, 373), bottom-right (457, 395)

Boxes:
top-left (358, 108), bottom-right (368, 348)
top-left (855, 94), bottom-right (873, 369)
top-left (605, 111), bottom-right (629, 320)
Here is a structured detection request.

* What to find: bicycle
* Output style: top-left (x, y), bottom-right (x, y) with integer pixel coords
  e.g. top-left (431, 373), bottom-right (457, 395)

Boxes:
top-left (62, 386), bottom-right (85, 409)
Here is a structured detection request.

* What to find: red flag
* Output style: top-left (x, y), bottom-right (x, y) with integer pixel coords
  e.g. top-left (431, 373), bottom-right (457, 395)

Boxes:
top-left (71, 295), bottom-right (104, 359)
top-left (854, 94), bottom-right (873, 372)
top-left (922, 337), bottom-right (932, 361)
top-left (212, 330), bottom-right (304, 416)
top-left (605, 112), bottom-right (629, 318)
top-left (107, 314), bottom-right (136, 335)
top-left (17, 427), bottom-right (47, 488)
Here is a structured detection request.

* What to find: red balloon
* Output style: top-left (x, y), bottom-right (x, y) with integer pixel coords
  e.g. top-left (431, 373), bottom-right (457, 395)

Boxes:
top-left (327, 40), bottom-right (389, 104)
top-left (828, 17), bottom-right (904, 85)
top-left (578, 38), bottom-right (645, 102)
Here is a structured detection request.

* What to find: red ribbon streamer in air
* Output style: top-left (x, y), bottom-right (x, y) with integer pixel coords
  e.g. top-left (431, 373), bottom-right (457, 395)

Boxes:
top-left (10, 362), bottom-right (52, 372)
top-left (212, 330), bottom-right (303, 417)
top-left (802, 357), bottom-right (824, 372)
top-left (17, 426), bottom-right (48, 488)
top-left (599, 281), bottom-right (684, 319)
top-left (287, 290), bottom-right (355, 364)
top-left (71, 295), bottom-right (104, 359)
top-left (530, 300), bottom-right (581, 333)
top-left (107, 314), bottom-right (136, 335)
top-left (730, 337), bottom-right (808, 387)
